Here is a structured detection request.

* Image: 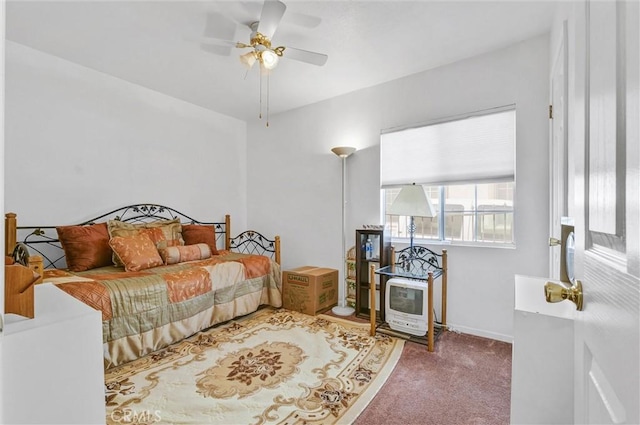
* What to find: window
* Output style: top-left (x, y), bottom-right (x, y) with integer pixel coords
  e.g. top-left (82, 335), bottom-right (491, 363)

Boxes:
top-left (381, 107), bottom-right (515, 246)
top-left (384, 182), bottom-right (514, 244)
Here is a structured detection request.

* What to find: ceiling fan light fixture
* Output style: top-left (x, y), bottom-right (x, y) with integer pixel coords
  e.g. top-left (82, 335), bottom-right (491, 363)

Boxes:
top-left (202, 0), bottom-right (327, 127)
top-left (260, 49), bottom-right (279, 70)
top-left (239, 51), bottom-right (257, 69)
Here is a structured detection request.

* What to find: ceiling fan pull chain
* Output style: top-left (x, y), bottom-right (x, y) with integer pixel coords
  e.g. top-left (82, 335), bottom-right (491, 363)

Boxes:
top-left (259, 71), bottom-right (263, 120)
top-left (266, 73), bottom-right (270, 127)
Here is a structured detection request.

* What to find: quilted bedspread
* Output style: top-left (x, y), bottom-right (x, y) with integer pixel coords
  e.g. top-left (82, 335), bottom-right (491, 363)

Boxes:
top-left (43, 252), bottom-right (282, 367)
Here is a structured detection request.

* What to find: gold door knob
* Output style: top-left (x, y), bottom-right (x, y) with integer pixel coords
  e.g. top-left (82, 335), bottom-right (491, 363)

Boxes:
top-left (544, 280), bottom-right (583, 311)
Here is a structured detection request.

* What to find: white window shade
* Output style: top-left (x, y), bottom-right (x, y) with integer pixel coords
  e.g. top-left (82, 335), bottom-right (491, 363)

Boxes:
top-left (381, 108), bottom-right (515, 187)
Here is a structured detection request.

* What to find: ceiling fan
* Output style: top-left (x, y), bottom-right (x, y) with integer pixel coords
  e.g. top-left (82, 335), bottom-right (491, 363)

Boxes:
top-left (201, 0), bottom-right (328, 71)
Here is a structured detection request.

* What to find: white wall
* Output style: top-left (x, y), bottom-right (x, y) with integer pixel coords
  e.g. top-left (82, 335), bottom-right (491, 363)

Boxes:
top-left (4, 41), bottom-right (248, 228)
top-left (247, 34), bottom-right (551, 341)
top-left (1, 1), bottom-right (6, 422)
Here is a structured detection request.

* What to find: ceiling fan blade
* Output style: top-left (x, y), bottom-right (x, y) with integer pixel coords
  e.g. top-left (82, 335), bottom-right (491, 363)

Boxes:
top-left (284, 46), bottom-right (328, 66)
top-left (257, 0), bottom-right (286, 40)
top-left (288, 12), bottom-right (322, 29)
top-left (196, 37), bottom-right (251, 50)
top-left (203, 12), bottom-right (236, 41)
top-left (201, 43), bottom-right (233, 56)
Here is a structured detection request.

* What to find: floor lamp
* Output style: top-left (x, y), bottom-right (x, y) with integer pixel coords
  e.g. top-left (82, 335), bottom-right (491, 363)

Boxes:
top-left (331, 146), bottom-right (356, 316)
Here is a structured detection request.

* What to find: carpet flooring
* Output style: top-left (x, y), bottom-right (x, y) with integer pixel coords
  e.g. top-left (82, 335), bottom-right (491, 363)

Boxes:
top-left (104, 306), bottom-right (512, 424)
top-left (354, 329), bottom-right (513, 425)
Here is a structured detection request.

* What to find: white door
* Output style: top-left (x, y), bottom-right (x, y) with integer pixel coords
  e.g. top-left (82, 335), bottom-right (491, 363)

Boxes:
top-left (550, 20), bottom-right (569, 280)
top-left (570, 1), bottom-right (639, 423)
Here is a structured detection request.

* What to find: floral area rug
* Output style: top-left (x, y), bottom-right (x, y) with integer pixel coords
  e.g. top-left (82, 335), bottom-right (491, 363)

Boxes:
top-left (105, 308), bottom-right (404, 424)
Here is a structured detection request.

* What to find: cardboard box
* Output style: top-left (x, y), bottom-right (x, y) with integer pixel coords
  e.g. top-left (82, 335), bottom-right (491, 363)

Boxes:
top-left (282, 266), bottom-right (339, 315)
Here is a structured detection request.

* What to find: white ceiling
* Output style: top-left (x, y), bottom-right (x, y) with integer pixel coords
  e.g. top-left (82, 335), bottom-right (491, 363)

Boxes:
top-left (6, 0), bottom-right (561, 122)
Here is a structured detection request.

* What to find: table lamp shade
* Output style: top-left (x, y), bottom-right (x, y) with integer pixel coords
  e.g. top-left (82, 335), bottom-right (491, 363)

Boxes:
top-left (388, 184), bottom-right (436, 218)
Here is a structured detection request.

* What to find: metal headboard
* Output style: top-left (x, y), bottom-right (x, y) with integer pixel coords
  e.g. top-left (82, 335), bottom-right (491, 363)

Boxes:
top-left (11, 204), bottom-right (226, 269)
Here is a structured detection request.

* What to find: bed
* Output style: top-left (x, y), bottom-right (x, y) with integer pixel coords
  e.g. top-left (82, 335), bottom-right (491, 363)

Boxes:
top-left (4, 204), bottom-right (282, 368)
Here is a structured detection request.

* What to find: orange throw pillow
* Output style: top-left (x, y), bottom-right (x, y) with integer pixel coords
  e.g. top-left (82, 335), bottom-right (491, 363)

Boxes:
top-left (108, 233), bottom-right (163, 272)
top-left (181, 224), bottom-right (219, 255)
top-left (56, 223), bottom-right (113, 272)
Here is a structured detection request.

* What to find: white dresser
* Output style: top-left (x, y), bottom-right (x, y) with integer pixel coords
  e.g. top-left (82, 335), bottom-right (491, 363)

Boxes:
top-left (2, 283), bottom-right (105, 424)
top-left (510, 274), bottom-right (575, 425)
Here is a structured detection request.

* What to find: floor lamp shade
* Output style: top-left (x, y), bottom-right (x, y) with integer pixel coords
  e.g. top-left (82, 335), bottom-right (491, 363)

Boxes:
top-left (331, 146), bottom-right (356, 158)
top-left (332, 146), bottom-right (356, 316)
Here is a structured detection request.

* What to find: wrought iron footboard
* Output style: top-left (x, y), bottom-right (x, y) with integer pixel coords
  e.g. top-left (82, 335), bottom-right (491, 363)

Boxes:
top-left (229, 230), bottom-right (281, 264)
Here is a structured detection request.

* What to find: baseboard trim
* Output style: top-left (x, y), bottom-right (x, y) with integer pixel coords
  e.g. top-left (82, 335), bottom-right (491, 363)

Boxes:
top-left (446, 324), bottom-right (513, 344)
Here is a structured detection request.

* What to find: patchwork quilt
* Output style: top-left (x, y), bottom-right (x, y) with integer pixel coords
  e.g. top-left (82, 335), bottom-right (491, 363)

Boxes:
top-left (44, 252), bottom-right (282, 368)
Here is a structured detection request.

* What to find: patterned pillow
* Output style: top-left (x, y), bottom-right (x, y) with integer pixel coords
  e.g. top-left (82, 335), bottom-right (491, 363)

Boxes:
top-left (108, 219), bottom-right (184, 266)
top-left (143, 219), bottom-right (184, 247)
top-left (181, 224), bottom-right (219, 255)
top-left (108, 232), bottom-right (164, 272)
top-left (160, 243), bottom-right (212, 265)
top-left (56, 223), bottom-right (113, 272)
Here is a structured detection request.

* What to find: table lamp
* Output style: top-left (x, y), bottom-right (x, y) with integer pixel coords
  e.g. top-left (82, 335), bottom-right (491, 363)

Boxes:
top-left (387, 183), bottom-right (436, 259)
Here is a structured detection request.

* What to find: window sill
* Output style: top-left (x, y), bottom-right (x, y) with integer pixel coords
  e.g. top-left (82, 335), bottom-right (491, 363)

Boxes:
top-left (390, 237), bottom-right (516, 250)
